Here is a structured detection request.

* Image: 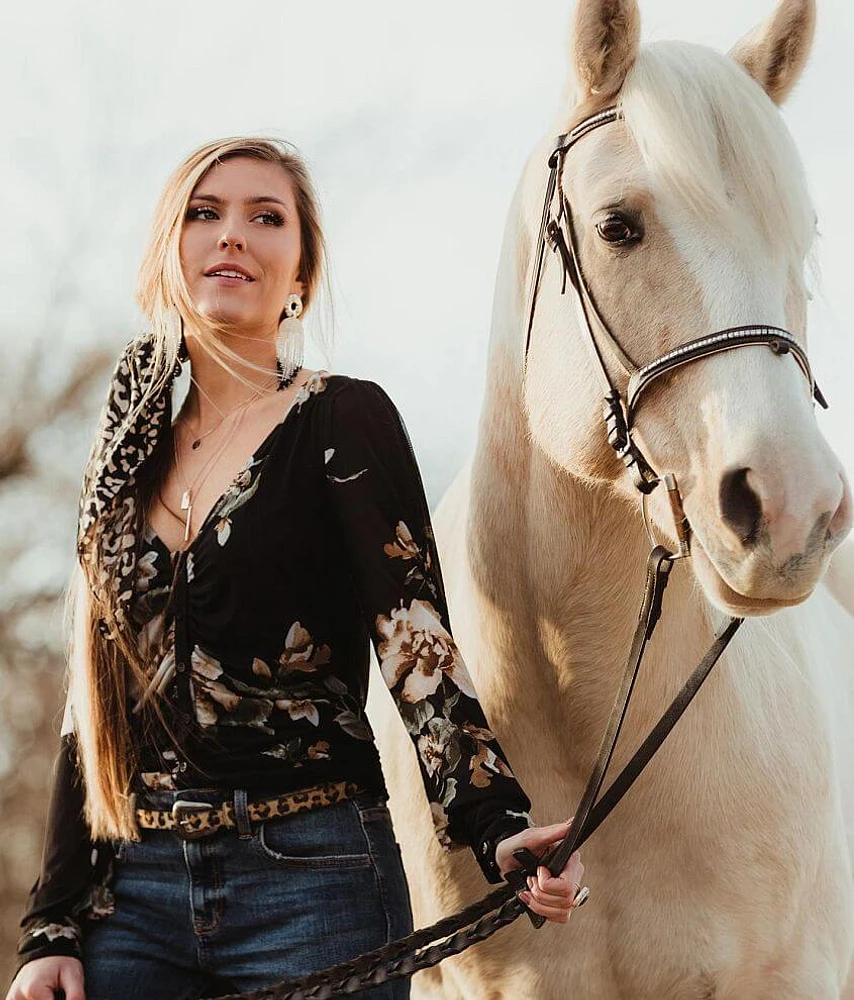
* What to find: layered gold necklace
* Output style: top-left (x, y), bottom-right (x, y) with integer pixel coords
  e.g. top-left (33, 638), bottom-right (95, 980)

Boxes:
top-left (170, 373), bottom-right (277, 545)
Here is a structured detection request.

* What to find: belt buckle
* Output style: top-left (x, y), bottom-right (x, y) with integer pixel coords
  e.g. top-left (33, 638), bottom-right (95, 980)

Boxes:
top-left (171, 799), bottom-right (215, 840)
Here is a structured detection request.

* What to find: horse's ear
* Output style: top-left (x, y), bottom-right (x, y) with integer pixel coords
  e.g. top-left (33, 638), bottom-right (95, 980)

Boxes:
top-left (729, 0), bottom-right (816, 105)
top-left (571, 0), bottom-right (641, 100)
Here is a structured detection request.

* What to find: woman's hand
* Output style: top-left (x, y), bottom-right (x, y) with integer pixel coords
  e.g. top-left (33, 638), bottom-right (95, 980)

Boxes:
top-left (4, 955), bottom-right (85, 1000)
top-left (495, 819), bottom-right (586, 924)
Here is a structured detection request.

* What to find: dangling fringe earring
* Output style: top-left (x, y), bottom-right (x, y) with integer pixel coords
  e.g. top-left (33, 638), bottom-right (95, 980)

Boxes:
top-left (178, 315), bottom-right (189, 362)
top-left (168, 310), bottom-right (189, 376)
top-left (276, 293), bottom-right (304, 391)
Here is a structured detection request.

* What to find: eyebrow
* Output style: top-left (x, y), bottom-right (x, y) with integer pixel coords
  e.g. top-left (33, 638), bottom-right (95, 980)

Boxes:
top-left (189, 194), bottom-right (288, 207)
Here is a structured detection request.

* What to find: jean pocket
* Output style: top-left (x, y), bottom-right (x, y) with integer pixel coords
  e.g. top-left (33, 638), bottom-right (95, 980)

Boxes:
top-left (251, 804), bottom-right (374, 870)
top-left (355, 802), bottom-right (393, 824)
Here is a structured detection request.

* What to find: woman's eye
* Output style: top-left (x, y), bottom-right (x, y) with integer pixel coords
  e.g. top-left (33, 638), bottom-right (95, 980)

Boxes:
top-left (257, 210), bottom-right (284, 226)
top-left (596, 214), bottom-right (643, 246)
top-left (185, 207), bottom-right (284, 226)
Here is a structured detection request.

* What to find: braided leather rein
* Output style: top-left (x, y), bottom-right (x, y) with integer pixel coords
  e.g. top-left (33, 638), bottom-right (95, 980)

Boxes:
top-left (203, 542), bottom-right (741, 999)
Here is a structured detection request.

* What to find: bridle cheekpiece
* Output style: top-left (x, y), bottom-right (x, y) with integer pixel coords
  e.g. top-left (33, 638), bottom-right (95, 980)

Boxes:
top-left (523, 104), bottom-right (827, 534)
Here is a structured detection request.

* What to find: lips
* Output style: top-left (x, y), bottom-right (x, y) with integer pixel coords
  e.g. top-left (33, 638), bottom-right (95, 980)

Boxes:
top-left (203, 262), bottom-right (255, 281)
top-left (690, 531), bottom-right (811, 616)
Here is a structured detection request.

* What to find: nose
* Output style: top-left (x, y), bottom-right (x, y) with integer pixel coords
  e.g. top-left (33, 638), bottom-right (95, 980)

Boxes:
top-left (219, 234), bottom-right (244, 251)
top-left (719, 465), bottom-right (851, 556)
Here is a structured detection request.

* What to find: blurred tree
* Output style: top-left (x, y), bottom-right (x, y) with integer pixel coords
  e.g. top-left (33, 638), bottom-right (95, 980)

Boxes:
top-left (0, 338), bottom-right (114, 985)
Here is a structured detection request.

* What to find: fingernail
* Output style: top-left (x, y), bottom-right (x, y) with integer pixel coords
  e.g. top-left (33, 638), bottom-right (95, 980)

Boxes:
top-left (520, 891), bottom-right (532, 903)
top-left (538, 865), bottom-right (548, 880)
top-left (527, 875), bottom-right (534, 889)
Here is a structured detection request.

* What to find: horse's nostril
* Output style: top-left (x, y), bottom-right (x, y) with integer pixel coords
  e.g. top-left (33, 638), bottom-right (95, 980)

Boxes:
top-left (720, 467), bottom-right (763, 547)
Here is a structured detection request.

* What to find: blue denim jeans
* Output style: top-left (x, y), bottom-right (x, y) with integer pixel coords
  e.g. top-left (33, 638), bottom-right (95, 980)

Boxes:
top-left (81, 786), bottom-right (413, 999)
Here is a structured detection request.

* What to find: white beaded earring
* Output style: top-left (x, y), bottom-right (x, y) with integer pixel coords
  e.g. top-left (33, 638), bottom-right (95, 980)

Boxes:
top-left (275, 292), bottom-right (304, 390)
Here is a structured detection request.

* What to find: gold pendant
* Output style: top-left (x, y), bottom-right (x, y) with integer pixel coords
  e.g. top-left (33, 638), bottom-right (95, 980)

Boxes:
top-left (183, 504), bottom-right (192, 543)
top-left (180, 490), bottom-right (191, 511)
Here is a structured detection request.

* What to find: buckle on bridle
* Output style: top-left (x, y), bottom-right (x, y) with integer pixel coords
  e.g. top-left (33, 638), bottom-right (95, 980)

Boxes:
top-left (663, 473), bottom-right (691, 558)
top-left (171, 799), bottom-right (215, 840)
top-left (603, 392), bottom-right (659, 495)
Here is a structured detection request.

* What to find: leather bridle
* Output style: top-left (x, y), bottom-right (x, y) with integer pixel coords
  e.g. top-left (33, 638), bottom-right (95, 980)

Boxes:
top-left (523, 104), bottom-right (827, 503)
top-left (503, 104), bottom-right (831, 915)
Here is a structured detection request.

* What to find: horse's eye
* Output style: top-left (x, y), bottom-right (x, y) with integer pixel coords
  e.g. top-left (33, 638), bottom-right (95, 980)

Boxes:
top-left (596, 214), bottom-right (642, 246)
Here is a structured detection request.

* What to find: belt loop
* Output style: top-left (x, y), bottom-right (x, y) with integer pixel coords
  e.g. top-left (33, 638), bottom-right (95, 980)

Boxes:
top-left (233, 788), bottom-right (251, 839)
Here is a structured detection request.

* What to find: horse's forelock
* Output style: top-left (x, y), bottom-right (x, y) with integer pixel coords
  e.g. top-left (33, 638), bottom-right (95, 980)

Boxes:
top-left (618, 40), bottom-right (816, 273)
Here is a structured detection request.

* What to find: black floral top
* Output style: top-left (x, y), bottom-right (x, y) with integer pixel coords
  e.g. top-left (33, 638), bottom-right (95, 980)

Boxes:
top-left (15, 371), bottom-right (533, 975)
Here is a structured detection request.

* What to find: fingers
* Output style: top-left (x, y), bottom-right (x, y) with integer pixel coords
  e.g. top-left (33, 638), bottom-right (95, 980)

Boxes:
top-left (519, 878), bottom-right (572, 924)
top-left (4, 974), bottom-right (56, 1000)
top-left (4, 957), bottom-right (86, 1000)
top-left (516, 849), bottom-right (586, 924)
top-left (60, 961), bottom-right (87, 1000)
top-left (13, 984), bottom-right (56, 1000)
top-left (32, 987), bottom-right (59, 1000)
top-left (562, 850), bottom-right (585, 889)
top-left (518, 887), bottom-right (573, 923)
top-left (528, 849), bottom-right (585, 894)
top-left (520, 818), bottom-right (573, 851)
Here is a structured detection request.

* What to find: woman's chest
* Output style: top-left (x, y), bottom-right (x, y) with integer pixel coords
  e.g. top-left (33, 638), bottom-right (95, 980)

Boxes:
top-left (149, 387), bottom-right (317, 556)
top-left (131, 442), bottom-right (344, 645)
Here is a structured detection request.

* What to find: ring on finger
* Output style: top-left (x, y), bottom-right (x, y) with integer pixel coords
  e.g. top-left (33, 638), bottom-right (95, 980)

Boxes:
top-left (571, 884), bottom-right (590, 908)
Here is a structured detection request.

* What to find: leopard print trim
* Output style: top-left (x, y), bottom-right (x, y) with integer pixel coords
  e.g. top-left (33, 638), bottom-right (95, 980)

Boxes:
top-left (76, 334), bottom-right (330, 639)
top-left (134, 780), bottom-right (362, 837)
top-left (77, 333), bottom-right (180, 635)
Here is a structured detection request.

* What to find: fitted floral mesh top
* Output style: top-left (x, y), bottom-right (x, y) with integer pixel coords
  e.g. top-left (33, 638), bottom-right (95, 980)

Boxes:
top-left (16, 365), bottom-right (534, 974)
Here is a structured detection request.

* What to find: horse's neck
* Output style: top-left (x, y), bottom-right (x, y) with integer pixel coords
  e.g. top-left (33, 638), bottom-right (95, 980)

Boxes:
top-left (467, 343), bottom-right (722, 773)
top-left (472, 182), bottom-right (707, 655)
top-left (456, 161), bottom-right (841, 838)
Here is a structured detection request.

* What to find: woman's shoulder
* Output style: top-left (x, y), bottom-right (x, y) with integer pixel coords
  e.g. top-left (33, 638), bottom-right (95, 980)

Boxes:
top-left (310, 371), bottom-right (399, 413)
top-left (309, 373), bottom-right (408, 444)
top-left (316, 371), bottom-right (390, 397)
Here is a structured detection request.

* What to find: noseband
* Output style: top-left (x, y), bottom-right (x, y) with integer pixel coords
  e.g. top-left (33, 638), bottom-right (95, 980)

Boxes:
top-left (523, 105), bottom-right (827, 517)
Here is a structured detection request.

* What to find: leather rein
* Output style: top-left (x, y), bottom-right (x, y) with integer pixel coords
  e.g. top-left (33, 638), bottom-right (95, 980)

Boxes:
top-left (510, 103), bottom-right (827, 909)
top-left (205, 106), bottom-right (829, 1000)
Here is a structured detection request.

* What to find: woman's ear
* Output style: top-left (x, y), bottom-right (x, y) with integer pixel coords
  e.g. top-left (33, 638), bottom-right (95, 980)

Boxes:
top-left (729, 0), bottom-right (816, 105)
top-left (572, 0), bottom-right (641, 100)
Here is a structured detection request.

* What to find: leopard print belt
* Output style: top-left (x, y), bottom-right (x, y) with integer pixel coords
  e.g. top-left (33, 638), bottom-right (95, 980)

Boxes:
top-left (133, 779), bottom-right (362, 840)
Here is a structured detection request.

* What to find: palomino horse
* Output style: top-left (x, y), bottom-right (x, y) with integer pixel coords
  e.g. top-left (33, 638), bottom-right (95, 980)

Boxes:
top-left (372, 0), bottom-right (854, 996)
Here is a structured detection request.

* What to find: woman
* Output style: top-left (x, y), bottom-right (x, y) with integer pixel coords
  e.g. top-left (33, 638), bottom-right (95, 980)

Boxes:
top-left (6, 137), bottom-right (585, 1000)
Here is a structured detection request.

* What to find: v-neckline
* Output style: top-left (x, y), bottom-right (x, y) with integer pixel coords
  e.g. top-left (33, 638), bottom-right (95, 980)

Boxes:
top-left (147, 441), bottom-right (269, 562)
top-left (145, 375), bottom-right (320, 562)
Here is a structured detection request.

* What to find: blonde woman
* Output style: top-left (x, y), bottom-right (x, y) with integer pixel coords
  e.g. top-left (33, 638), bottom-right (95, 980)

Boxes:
top-left (6, 137), bottom-right (584, 1000)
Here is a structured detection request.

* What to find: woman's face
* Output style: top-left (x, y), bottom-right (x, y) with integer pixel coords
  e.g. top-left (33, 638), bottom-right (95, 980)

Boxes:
top-left (180, 155), bottom-right (304, 337)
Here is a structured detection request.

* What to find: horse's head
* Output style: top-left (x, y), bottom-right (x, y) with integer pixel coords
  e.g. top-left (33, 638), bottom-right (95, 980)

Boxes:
top-left (522, 0), bottom-right (851, 616)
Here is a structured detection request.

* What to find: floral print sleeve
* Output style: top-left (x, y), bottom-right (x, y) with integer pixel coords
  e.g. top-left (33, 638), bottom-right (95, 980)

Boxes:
top-left (14, 729), bottom-right (116, 977)
top-left (324, 379), bottom-right (533, 883)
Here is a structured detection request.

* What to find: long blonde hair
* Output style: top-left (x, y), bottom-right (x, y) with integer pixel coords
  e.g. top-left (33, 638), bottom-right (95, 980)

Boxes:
top-left (68, 136), bottom-right (331, 840)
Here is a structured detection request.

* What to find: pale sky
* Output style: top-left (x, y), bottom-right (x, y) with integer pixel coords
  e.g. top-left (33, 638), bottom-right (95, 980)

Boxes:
top-left (3, 0), bottom-right (852, 509)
